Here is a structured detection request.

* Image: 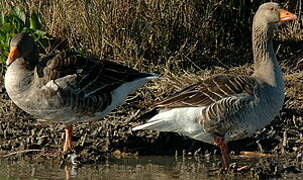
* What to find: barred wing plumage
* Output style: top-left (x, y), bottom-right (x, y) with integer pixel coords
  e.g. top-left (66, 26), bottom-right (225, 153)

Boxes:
top-left (36, 51), bottom-right (153, 114)
top-left (157, 74), bottom-right (257, 108)
top-left (156, 74), bottom-right (258, 135)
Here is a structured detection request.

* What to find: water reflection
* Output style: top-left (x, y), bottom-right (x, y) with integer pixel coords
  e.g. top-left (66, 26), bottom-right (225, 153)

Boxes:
top-left (64, 166), bottom-right (77, 180)
top-left (0, 156), bottom-right (242, 179)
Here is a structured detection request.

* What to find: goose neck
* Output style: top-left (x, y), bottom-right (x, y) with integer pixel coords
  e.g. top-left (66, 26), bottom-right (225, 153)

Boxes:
top-left (252, 23), bottom-right (283, 88)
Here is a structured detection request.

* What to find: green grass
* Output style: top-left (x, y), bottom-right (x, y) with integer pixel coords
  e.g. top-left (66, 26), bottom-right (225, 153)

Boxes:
top-left (0, 5), bottom-right (46, 65)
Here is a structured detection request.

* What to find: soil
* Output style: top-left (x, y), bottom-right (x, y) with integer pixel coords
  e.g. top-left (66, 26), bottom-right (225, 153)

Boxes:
top-left (0, 54), bottom-right (302, 178)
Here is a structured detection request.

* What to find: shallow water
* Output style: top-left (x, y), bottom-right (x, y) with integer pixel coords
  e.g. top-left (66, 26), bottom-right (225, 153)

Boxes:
top-left (0, 155), bottom-right (302, 180)
top-left (0, 156), bottom-right (233, 180)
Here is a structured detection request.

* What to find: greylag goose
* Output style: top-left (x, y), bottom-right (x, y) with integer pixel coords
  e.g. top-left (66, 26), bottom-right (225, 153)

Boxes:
top-left (133, 2), bottom-right (297, 169)
top-left (5, 33), bottom-right (159, 152)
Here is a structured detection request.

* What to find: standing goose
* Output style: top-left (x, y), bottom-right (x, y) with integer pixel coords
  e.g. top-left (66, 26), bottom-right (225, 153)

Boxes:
top-left (133, 2), bottom-right (296, 169)
top-left (5, 33), bottom-right (159, 153)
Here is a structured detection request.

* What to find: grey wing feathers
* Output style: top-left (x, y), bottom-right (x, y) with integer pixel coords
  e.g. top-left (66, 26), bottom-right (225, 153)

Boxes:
top-left (199, 94), bottom-right (255, 135)
top-left (36, 51), bottom-right (156, 113)
top-left (151, 74), bottom-right (258, 135)
top-left (156, 74), bottom-right (257, 108)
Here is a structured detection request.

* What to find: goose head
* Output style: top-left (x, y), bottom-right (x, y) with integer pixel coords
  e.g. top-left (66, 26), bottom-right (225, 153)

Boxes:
top-left (254, 2), bottom-right (297, 28)
top-left (6, 33), bottom-right (35, 66)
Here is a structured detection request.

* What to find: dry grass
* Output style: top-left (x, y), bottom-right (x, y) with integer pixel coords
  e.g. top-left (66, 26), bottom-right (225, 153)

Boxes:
top-left (0, 1), bottom-right (302, 163)
top-left (0, 0), bottom-right (302, 111)
top-left (0, 0), bottom-right (301, 98)
top-left (0, 0), bottom-right (301, 102)
top-left (1, 0), bottom-right (301, 72)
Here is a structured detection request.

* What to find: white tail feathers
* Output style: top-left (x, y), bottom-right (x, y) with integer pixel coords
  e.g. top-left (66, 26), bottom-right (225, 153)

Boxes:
top-left (146, 73), bottom-right (160, 79)
top-left (98, 72), bottom-right (159, 119)
top-left (132, 107), bottom-right (214, 144)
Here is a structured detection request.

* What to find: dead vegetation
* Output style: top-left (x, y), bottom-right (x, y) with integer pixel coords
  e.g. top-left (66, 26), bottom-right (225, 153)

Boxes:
top-left (0, 0), bottom-right (302, 177)
top-left (1, 0), bottom-right (301, 70)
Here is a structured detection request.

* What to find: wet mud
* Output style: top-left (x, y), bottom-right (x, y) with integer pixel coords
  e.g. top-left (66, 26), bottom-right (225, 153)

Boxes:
top-left (0, 59), bottom-right (303, 178)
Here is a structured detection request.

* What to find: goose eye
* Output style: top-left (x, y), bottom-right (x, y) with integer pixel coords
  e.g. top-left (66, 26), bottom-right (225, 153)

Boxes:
top-left (269, 7), bottom-right (275, 11)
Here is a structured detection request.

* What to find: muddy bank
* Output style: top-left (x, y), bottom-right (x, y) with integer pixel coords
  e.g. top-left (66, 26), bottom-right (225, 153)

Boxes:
top-left (0, 57), bottom-right (303, 178)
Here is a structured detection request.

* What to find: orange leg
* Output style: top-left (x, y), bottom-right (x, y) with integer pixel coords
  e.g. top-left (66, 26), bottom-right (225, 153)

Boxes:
top-left (214, 136), bottom-right (230, 170)
top-left (63, 125), bottom-right (73, 153)
top-left (64, 166), bottom-right (72, 180)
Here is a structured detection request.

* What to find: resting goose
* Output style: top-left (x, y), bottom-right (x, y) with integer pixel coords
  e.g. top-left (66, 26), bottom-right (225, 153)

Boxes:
top-left (5, 33), bottom-right (159, 152)
top-left (133, 2), bottom-right (296, 169)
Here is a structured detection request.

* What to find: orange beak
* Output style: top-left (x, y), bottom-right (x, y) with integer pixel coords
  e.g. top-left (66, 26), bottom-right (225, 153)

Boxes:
top-left (6, 46), bottom-right (20, 65)
top-left (278, 9), bottom-right (297, 22)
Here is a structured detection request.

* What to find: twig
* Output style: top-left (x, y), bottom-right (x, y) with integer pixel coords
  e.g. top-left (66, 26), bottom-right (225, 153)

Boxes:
top-left (3, 149), bottom-right (42, 158)
top-left (239, 151), bottom-right (274, 157)
top-left (125, 109), bottom-right (141, 123)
